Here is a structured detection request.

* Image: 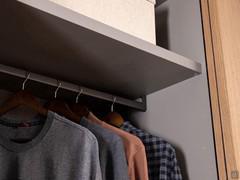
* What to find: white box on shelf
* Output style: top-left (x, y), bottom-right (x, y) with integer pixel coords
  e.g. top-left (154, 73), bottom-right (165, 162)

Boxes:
top-left (49, 0), bottom-right (156, 44)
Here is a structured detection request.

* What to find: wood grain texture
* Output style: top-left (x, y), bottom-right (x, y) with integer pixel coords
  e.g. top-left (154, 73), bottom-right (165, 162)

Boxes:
top-left (200, 1), bottom-right (227, 179)
top-left (215, 0), bottom-right (240, 177)
top-left (201, 0), bottom-right (240, 179)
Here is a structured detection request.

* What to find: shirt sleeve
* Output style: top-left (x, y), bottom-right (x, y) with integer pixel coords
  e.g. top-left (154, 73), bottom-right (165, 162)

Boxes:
top-left (169, 148), bottom-right (182, 180)
top-left (131, 145), bottom-right (149, 180)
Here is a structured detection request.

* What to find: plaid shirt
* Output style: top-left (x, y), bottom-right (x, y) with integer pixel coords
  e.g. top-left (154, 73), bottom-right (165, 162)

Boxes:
top-left (121, 121), bottom-right (182, 180)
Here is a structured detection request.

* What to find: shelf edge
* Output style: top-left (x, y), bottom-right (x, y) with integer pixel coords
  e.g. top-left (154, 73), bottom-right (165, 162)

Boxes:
top-left (17, 0), bottom-right (202, 74)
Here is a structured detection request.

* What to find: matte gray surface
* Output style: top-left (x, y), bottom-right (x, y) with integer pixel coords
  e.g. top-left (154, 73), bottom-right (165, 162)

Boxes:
top-left (131, 0), bottom-right (218, 179)
top-left (0, 0), bottom-right (200, 99)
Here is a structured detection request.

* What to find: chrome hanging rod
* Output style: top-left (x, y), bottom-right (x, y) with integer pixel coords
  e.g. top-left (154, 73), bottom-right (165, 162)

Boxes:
top-left (0, 64), bottom-right (146, 111)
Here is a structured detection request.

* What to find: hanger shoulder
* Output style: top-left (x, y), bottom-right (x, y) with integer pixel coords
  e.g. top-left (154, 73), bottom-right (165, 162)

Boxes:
top-left (71, 103), bottom-right (89, 119)
top-left (47, 100), bottom-right (80, 123)
top-left (103, 112), bottom-right (124, 127)
top-left (0, 90), bottom-right (47, 116)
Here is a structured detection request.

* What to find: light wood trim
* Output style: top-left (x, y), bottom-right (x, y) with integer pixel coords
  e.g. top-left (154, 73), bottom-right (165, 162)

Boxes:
top-left (200, 0), bottom-right (239, 179)
top-left (214, 0), bottom-right (240, 178)
top-left (200, 1), bottom-right (227, 179)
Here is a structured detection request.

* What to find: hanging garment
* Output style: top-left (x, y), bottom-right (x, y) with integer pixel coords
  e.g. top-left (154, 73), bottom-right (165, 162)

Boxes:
top-left (121, 121), bottom-right (182, 180)
top-left (88, 112), bottom-right (149, 180)
top-left (80, 117), bottom-right (129, 180)
top-left (0, 111), bottom-right (102, 180)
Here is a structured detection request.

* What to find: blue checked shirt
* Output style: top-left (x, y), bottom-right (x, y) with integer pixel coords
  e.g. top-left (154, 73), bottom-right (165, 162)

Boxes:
top-left (121, 121), bottom-right (182, 180)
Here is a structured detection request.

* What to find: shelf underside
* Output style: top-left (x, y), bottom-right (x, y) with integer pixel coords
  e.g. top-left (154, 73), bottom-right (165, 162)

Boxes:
top-left (0, 0), bottom-right (201, 99)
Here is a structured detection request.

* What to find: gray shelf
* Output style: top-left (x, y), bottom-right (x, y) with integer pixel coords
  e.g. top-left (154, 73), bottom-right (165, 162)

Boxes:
top-left (0, 0), bottom-right (201, 99)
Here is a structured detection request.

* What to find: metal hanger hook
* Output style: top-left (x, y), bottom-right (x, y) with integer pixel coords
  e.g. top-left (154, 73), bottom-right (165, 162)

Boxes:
top-left (54, 81), bottom-right (62, 99)
top-left (22, 72), bottom-right (31, 90)
top-left (111, 97), bottom-right (117, 112)
top-left (76, 88), bottom-right (83, 103)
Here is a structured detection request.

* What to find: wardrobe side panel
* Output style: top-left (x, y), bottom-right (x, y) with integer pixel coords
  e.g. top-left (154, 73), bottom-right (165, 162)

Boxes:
top-left (130, 0), bottom-right (218, 179)
top-left (200, 0), bottom-right (230, 178)
top-left (213, 0), bottom-right (240, 177)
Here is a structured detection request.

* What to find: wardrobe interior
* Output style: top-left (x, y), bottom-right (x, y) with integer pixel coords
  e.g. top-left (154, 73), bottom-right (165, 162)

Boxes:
top-left (0, 0), bottom-right (219, 179)
top-left (134, 0), bottom-right (218, 179)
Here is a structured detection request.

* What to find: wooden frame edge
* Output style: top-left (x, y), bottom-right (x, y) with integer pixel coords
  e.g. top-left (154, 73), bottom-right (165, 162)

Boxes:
top-left (200, 0), bottom-right (237, 179)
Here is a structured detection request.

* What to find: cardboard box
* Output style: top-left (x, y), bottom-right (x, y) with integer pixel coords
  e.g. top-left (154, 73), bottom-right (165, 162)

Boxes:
top-left (49, 0), bottom-right (156, 43)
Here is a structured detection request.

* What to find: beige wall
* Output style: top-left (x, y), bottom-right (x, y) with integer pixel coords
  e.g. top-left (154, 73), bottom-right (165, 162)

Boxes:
top-left (49, 0), bottom-right (156, 43)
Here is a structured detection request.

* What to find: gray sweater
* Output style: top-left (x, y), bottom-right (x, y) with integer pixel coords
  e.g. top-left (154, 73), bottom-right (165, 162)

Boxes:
top-left (80, 117), bottom-right (129, 180)
top-left (0, 111), bottom-right (102, 180)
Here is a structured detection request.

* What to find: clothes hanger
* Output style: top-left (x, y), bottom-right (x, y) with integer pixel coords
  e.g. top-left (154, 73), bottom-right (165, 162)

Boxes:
top-left (103, 97), bottom-right (124, 127)
top-left (70, 88), bottom-right (89, 119)
top-left (46, 81), bottom-right (80, 123)
top-left (0, 72), bottom-right (48, 116)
